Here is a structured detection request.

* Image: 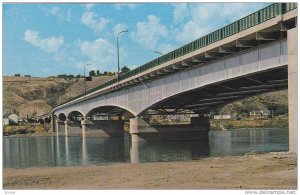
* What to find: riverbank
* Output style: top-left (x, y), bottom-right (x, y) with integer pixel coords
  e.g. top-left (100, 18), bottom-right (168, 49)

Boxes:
top-left (3, 124), bottom-right (50, 136)
top-left (3, 152), bottom-right (296, 189)
top-left (210, 116), bottom-right (288, 130)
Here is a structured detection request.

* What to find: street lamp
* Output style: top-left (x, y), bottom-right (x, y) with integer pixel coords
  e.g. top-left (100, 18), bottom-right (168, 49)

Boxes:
top-left (117, 30), bottom-right (128, 81)
top-left (84, 63), bottom-right (91, 95)
top-left (154, 51), bottom-right (164, 56)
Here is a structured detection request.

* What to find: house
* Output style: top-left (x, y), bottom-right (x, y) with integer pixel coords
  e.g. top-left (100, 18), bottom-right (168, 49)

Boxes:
top-left (262, 109), bottom-right (271, 117)
top-left (3, 118), bottom-right (9, 125)
top-left (18, 118), bottom-right (27, 125)
top-left (3, 113), bottom-right (19, 125)
top-left (249, 110), bottom-right (262, 116)
top-left (249, 109), bottom-right (271, 119)
top-left (213, 115), bottom-right (231, 120)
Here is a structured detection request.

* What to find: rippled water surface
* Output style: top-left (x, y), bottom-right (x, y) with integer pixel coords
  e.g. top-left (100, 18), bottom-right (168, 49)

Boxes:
top-left (3, 128), bottom-right (288, 168)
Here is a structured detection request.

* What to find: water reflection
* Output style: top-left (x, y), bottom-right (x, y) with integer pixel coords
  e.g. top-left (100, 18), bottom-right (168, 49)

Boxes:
top-left (3, 128), bottom-right (288, 168)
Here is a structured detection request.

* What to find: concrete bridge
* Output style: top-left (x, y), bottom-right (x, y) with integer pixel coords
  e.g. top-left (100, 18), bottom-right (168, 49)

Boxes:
top-left (37, 3), bottom-right (297, 152)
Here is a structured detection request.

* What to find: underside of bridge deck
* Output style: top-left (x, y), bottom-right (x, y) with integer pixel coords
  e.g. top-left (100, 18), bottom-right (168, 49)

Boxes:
top-left (143, 67), bottom-right (288, 116)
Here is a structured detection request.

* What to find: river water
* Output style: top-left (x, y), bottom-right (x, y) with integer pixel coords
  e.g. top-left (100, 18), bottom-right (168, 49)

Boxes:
top-left (3, 128), bottom-right (288, 168)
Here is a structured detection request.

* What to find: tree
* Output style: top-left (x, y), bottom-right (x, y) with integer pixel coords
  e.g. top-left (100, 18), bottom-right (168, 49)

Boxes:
top-left (89, 70), bottom-right (96, 77)
top-left (96, 70), bottom-right (100, 76)
top-left (103, 71), bottom-right (108, 75)
top-left (121, 66), bottom-right (130, 73)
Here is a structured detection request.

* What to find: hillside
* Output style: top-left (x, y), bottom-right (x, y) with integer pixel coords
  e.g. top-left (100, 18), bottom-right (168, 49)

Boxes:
top-left (57, 76), bottom-right (115, 105)
top-left (3, 76), bottom-right (115, 118)
top-left (217, 90), bottom-right (288, 116)
top-left (3, 76), bottom-right (288, 119)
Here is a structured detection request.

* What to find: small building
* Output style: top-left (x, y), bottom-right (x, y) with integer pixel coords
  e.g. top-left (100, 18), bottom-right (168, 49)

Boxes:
top-left (213, 115), bottom-right (231, 120)
top-left (18, 118), bottom-right (27, 125)
top-left (249, 110), bottom-right (263, 116)
top-left (3, 118), bottom-right (9, 125)
top-left (262, 109), bottom-right (271, 117)
top-left (4, 113), bottom-right (19, 125)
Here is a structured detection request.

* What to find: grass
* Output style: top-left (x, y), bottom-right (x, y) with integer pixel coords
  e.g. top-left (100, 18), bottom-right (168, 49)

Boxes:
top-left (3, 124), bottom-right (51, 136)
top-left (210, 116), bottom-right (288, 130)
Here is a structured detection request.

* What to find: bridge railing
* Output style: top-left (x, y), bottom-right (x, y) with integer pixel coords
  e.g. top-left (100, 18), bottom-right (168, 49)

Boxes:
top-left (57, 3), bottom-right (297, 107)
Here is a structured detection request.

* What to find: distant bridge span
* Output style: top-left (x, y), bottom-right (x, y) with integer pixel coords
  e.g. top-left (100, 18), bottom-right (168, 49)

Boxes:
top-left (37, 3), bottom-right (297, 151)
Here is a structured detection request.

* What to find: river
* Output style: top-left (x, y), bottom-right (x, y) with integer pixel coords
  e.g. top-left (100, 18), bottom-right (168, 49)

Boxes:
top-left (3, 128), bottom-right (288, 168)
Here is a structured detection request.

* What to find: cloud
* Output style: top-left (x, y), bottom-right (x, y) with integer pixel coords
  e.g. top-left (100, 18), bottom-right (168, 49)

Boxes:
top-left (157, 43), bottom-right (178, 54)
top-left (174, 3), bottom-right (268, 44)
top-left (172, 3), bottom-right (189, 23)
top-left (24, 29), bottom-right (64, 53)
top-left (131, 15), bottom-right (168, 50)
top-left (85, 4), bottom-right (95, 11)
top-left (49, 6), bottom-right (72, 22)
top-left (81, 10), bottom-right (110, 33)
top-left (114, 4), bottom-right (138, 10)
top-left (77, 38), bottom-right (117, 69)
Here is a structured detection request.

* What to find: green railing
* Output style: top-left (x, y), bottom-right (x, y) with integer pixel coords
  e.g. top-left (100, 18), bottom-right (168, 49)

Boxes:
top-left (58, 3), bottom-right (297, 107)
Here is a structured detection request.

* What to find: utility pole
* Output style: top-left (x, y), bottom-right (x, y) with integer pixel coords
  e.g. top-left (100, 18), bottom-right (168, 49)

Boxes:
top-left (117, 30), bottom-right (128, 82)
top-left (84, 63), bottom-right (91, 95)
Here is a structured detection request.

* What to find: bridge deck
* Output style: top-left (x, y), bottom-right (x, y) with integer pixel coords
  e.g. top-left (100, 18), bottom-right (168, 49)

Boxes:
top-left (49, 3), bottom-right (296, 114)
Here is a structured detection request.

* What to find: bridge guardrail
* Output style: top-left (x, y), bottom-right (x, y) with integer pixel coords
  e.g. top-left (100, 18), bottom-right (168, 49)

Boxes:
top-left (57, 3), bottom-right (297, 107)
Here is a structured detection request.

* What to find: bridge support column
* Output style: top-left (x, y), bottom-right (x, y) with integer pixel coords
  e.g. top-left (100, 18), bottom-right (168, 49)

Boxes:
top-left (64, 120), bottom-right (70, 136)
top-left (65, 120), bottom-right (83, 136)
top-left (55, 119), bottom-right (65, 135)
top-left (288, 27), bottom-right (297, 153)
top-left (50, 115), bottom-right (55, 133)
top-left (81, 119), bottom-right (124, 137)
top-left (130, 116), bottom-right (210, 142)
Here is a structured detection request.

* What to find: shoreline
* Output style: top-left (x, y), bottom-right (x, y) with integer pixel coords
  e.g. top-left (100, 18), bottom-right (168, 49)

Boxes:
top-left (4, 127), bottom-right (287, 138)
top-left (3, 152), bottom-right (297, 189)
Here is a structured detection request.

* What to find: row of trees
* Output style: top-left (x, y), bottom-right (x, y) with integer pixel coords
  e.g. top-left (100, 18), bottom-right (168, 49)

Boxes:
top-left (14, 74), bottom-right (31, 77)
top-left (56, 66), bottom-right (131, 79)
top-left (13, 66), bottom-right (131, 80)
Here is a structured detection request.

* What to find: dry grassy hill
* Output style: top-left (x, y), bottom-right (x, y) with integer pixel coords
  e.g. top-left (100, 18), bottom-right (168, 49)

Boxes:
top-left (3, 76), bottom-right (115, 118)
top-left (57, 76), bottom-right (115, 105)
top-left (3, 75), bottom-right (288, 119)
top-left (218, 89), bottom-right (288, 116)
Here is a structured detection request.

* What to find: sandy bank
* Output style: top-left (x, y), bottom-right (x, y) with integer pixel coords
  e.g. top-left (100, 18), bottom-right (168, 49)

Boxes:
top-left (3, 152), bottom-right (297, 190)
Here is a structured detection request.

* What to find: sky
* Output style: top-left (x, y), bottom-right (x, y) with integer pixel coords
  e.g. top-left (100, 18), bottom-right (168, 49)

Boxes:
top-left (3, 2), bottom-right (270, 77)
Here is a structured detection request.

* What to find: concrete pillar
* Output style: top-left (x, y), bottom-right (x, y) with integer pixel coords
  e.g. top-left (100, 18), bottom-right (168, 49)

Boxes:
top-left (50, 114), bottom-right (55, 132)
top-left (64, 119), bottom-right (70, 136)
top-left (55, 119), bottom-right (65, 136)
top-left (55, 120), bottom-right (59, 136)
top-left (130, 116), bottom-right (210, 142)
top-left (81, 119), bottom-right (93, 137)
top-left (288, 27), bottom-right (297, 153)
top-left (64, 119), bottom-right (83, 136)
top-left (130, 142), bottom-right (140, 163)
top-left (81, 119), bottom-right (124, 137)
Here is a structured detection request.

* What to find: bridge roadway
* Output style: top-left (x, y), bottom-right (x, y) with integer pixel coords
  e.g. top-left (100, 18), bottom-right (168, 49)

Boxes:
top-left (35, 3), bottom-right (297, 152)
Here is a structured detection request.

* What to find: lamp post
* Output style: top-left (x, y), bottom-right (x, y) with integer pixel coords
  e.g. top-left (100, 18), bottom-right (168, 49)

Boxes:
top-left (84, 63), bottom-right (91, 95)
top-left (154, 51), bottom-right (164, 56)
top-left (117, 30), bottom-right (128, 81)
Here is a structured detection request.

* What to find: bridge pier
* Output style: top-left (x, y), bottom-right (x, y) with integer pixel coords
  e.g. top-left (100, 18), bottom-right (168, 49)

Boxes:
top-left (130, 116), bottom-right (210, 142)
top-left (55, 119), bottom-right (65, 135)
top-left (288, 27), bottom-right (297, 153)
top-left (81, 119), bottom-right (124, 137)
top-left (64, 119), bottom-right (82, 136)
top-left (64, 120), bottom-right (69, 136)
